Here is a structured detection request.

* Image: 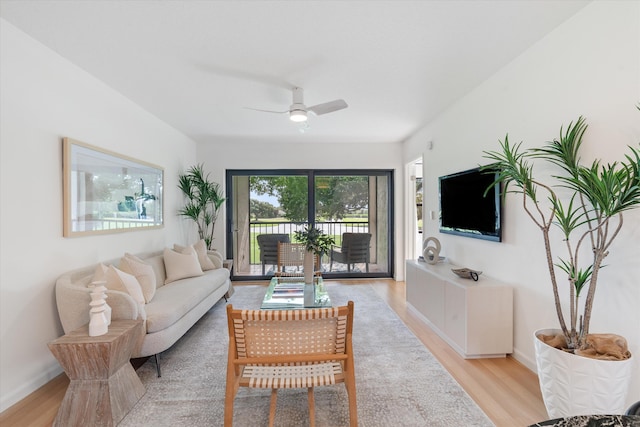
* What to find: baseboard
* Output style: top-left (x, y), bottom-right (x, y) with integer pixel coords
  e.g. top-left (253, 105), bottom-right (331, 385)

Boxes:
top-left (512, 347), bottom-right (537, 373)
top-left (0, 364), bottom-right (63, 413)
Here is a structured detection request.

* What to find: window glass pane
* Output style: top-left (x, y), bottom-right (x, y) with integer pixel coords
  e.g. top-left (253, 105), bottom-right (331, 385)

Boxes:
top-left (227, 170), bottom-right (392, 279)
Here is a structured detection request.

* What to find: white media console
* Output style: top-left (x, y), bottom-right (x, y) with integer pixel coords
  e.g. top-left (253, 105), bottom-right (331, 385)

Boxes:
top-left (405, 260), bottom-right (513, 358)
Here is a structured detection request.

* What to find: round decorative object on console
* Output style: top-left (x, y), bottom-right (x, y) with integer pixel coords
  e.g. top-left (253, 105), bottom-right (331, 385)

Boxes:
top-left (451, 268), bottom-right (482, 281)
top-left (422, 237), bottom-right (441, 265)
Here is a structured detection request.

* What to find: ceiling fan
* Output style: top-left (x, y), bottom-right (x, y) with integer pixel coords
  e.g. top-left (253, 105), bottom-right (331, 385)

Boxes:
top-left (245, 87), bottom-right (348, 123)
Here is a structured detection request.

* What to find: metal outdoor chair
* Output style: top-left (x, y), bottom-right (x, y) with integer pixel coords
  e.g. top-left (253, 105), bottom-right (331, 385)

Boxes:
top-left (330, 233), bottom-right (372, 273)
top-left (275, 242), bottom-right (320, 277)
top-left (224, 301), bottom-right (357, 427)
top-left (256, 234), bottom-right (290, 275)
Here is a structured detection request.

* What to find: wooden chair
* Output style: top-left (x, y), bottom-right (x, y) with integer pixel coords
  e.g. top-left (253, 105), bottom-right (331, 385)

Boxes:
top-left (224, 301), bottom-right (357, 427)
top-left (330, 233), bottom-right (372, 272)
top-left (275, 242), bottom-right (320, 277)
top-left (256, 234), bottom-right (290, 275)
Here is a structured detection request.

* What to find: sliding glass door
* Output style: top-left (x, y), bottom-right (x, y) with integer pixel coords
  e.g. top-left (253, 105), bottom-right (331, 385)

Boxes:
top-left (226, 169), bottom-right (393, 280)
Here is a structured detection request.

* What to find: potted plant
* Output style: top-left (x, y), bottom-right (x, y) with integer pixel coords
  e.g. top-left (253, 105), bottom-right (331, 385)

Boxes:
top-left (178, 164), bottom-right (226, 250)
top-left (483, 115), bottom-right (640, 417)
top-left (294, 225), bottom-right (335, 283)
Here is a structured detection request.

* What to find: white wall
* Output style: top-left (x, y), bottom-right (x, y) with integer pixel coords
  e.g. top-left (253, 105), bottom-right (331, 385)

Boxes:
top-left (0, 20), bottom-right (198, 411)
top-left (404, 1), bottom-right (640, 404)
top-left (197, 140), bottom-right (405, 278)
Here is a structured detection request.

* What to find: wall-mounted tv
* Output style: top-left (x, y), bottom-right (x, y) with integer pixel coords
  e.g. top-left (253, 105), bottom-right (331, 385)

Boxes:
top-left (438, 166), bottom-right (502, 242)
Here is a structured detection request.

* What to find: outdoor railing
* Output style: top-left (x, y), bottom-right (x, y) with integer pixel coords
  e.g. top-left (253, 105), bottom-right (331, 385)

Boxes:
top-left (250, 221), bottom-right (369, 265)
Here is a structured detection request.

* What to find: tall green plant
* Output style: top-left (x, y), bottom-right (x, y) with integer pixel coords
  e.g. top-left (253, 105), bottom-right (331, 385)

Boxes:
top-left (483, 115), bottom-right (640, 351)
top-left (178, 164), bottom-right (226, 250)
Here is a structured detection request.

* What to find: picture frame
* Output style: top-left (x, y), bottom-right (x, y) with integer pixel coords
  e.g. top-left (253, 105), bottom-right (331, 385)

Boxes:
top-left (63, 138), bottom-right (164, 237)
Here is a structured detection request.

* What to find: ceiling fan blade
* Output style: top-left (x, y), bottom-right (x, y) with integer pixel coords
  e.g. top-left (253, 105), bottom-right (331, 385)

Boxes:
top-left (307, 99), bottom-right (348, 116)
top-left (243, 107), bottom-right (288, 114)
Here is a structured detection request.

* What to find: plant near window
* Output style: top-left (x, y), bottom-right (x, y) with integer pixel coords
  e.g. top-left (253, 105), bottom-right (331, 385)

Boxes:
top-left (294, 225), bottom-right (335, 257)
top-left (178, 164), bottom-right (226, 250)
top-left (483, 115), bottom-right (640, 355)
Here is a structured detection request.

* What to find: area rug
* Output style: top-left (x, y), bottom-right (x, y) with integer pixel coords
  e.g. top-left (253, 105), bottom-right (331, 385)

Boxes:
top-left (120, 283), bottom-right (494, 427)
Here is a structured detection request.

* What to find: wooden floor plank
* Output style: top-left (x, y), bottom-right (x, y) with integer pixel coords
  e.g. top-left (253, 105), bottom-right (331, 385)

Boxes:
top-left (0, 279), bottom-right (547, 427)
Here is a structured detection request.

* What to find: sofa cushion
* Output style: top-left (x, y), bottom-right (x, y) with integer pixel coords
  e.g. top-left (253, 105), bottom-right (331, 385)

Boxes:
top-left (174, 240), bottom-right (216, 271)
top-left (144, 268), bottom-right (230, 333)
top-left (119, 253), bottom-right (156, 303)
top-left (164, 247), bottom-right (203, 284)
top-left (92, 263), bottom-right (108, 283)
top-left (144, 254), bottom-right (167, 289)
top-left (104, 265), bottom-right (146, 320)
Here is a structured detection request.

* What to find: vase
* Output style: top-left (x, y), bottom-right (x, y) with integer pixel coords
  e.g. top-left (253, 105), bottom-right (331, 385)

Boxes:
top-left (534, 328), bottom-right (633, 418)
top-left (303, 250), bottom-right (315, 284)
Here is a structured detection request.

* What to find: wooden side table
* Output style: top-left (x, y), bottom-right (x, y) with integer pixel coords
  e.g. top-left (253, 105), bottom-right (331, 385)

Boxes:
top-left (48, 319), bottom-right (145, 426)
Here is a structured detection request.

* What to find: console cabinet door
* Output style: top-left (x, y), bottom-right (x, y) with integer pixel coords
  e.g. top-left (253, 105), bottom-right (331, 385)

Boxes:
top-left (420, 268), bottom-right (445, 330)
top-left (405, 260), bottom-right (444, 329)
top-left (444, 283), bottom-right (466, 352)
top-left (405, 261), bottom-right (419, 308)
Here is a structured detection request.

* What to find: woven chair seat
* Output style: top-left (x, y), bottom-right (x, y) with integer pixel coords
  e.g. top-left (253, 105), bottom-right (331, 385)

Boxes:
top-left (241, 362), bottom-right (343, 388)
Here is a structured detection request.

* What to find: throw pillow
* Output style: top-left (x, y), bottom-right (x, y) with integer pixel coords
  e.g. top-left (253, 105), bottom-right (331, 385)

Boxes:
top-left (164, 247), bottom-right (203, 284)
top-left (104, 266), bottom-right (146, 320)
top-left (92, 263), bottom-right (109, 284)
top-left (174, 240), bottom-right (216, 271)
top-left (119, 253), bottom-right (157, 303)
top-left (193, 239), bottom-right (216, 271)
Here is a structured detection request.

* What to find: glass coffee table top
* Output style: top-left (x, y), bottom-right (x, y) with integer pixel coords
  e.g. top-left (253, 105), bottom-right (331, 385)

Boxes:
top-left (261, 276), bottom-right (331, 309)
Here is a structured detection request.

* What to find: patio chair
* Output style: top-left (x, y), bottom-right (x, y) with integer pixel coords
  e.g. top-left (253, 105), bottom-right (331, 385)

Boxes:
top-left (224, 301), bottom-right (357, 427)
top-left (329, 233), bottom-right (372, 272)
top-left (275, 242), bottom-right (320, 277)
top-left (256, 234), bottom-right (290, 275)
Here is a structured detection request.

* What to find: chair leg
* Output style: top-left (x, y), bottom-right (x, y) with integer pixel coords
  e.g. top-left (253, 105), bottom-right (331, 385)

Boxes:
top-left (344, 381), bottom-right (358, 427)
top-left (223, 379), bottom-right (238, 427)
top-left (268, 388), bottom-right (278, 427)
top-left (307, 387), bottom-right (315, 427)
top-left (154, 353), bottom-right (161, 377)
top-left (262, 262), bottom-right (266, 275)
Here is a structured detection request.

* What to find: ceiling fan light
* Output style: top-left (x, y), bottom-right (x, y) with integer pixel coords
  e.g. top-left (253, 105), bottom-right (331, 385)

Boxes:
top-left (290, 109), bottom-right (308, 122)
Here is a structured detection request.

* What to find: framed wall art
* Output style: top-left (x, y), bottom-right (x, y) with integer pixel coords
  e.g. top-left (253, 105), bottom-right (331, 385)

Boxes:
top-left (63, 138), bottom-right (164, 237)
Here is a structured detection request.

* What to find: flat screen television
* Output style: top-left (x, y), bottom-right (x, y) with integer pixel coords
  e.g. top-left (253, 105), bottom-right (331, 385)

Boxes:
top-left (438, 166), bottom-right (502, 242)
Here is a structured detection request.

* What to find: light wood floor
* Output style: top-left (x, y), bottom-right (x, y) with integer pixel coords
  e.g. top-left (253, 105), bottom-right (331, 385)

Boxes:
top-left (0, 279), bottom-right (548, 427)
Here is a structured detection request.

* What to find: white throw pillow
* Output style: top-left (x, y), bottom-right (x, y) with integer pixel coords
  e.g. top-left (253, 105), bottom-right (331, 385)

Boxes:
top-left (92, 263), bottom-right (109, 284)
top-left (164, 247), bottom-right (203, 284)
top-left (105, 265), bottom-right (146, 320)
top-left (193, 239), bottom-right (216, 271)
top-left (174, 240), bottom-right (216, 271)
top-left (119, 253), bottom-right (157, 303)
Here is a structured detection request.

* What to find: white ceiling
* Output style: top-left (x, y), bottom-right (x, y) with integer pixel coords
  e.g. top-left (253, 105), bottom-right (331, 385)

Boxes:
top-left (1, 0), bottom-right (590, 145)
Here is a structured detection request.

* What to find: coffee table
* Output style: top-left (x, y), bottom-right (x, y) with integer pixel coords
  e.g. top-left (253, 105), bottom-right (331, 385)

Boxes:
top-left (261, 275), bottom-right (331, 309)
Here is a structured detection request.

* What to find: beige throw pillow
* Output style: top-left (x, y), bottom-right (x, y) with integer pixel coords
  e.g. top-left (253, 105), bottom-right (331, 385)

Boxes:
top-left (92, 263), bottom-right (109, 283)
top-left (174, 240), bottom-right (216, 271)
top-left (193, 239), bottom-right (216, 271)
top-left (164, 247), bottom-right (203, 284)
top-left (104, 265), bottom-right (146, 320)
top-left (119, 253), bottom-right (156, 303)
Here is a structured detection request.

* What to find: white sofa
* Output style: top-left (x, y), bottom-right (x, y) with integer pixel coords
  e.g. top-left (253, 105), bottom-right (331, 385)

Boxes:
top-left (55, 248), bottom-right (232, 376)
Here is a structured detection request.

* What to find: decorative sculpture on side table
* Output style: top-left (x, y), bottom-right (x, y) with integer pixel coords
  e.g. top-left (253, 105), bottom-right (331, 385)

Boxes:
top-left (89, 280), bottom-right (111, 336)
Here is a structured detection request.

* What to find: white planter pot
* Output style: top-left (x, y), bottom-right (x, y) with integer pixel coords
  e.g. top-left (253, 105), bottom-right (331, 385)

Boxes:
top-left (534, 328), bottom-right (633, 418)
